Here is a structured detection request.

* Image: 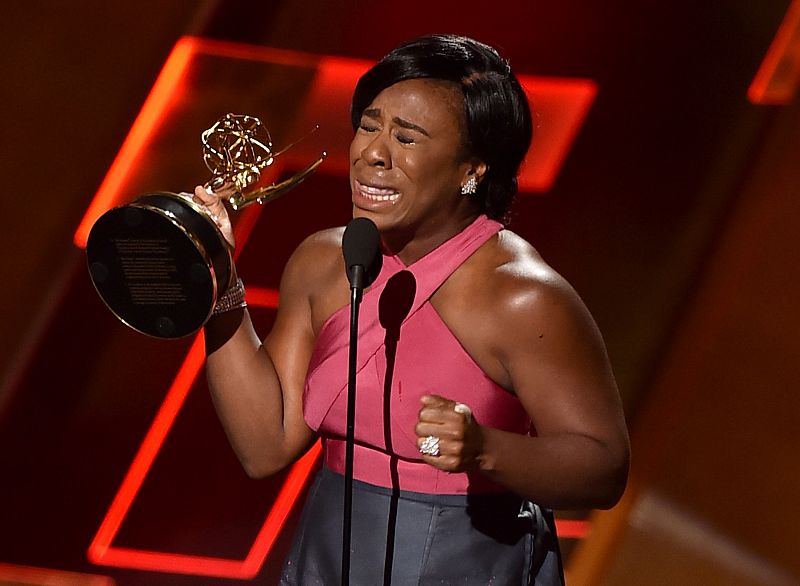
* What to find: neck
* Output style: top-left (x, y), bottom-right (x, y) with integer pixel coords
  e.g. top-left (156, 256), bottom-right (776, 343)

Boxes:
top-left (381, 212), bottom-right (481, 265)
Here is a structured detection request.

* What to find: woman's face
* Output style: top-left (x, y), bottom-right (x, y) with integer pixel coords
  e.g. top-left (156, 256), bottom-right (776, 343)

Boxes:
top-left (349, 78), bottom-right (482, 242)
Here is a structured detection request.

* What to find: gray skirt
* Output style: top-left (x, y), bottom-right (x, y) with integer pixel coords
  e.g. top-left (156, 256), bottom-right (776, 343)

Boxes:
top-left (280, 467), bottom-right (564, 585)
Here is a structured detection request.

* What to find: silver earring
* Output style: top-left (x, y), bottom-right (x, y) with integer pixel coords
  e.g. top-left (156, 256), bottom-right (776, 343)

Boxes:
top-left (461, 176), bottom-right (478, 195)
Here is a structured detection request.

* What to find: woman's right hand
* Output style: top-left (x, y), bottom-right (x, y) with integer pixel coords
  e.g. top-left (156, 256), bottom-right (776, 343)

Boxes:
top-left (193, 183), bottom-right (236, 248)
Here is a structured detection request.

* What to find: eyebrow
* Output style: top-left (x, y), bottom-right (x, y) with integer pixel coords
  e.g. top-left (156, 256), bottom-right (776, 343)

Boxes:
top-left (363, 108), bottom-right (431, 137)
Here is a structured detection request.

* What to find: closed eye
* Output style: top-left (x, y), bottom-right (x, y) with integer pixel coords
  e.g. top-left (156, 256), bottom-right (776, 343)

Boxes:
top-left (360, 109), bottom-right (382, 133)
top-left (396, 133), bottom-right (415, 145)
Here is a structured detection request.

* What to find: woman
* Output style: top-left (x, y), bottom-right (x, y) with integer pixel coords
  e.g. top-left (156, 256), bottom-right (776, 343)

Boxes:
top-left (195, 34), bottom-right (629, 585)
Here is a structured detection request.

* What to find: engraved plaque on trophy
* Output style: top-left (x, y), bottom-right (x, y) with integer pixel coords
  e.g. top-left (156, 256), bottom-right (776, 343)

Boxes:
top-left (86, 113), bottom-right (325, 338)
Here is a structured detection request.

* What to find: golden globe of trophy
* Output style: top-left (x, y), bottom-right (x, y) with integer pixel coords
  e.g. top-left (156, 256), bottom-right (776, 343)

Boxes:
top-left (86, 113), bottom-right (325, 338)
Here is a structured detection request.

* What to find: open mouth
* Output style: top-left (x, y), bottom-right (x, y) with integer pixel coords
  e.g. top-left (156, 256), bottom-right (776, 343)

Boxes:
top-left (355, 180), bottom-right (400, 204)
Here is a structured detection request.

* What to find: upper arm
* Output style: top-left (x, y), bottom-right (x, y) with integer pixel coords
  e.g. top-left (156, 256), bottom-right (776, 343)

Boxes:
top-left (262, 232), bottom-right (339, 450)
top-left (494, 269), bottom-right (629, 463)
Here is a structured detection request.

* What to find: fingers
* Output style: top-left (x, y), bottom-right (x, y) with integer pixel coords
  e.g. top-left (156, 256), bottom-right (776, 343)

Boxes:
top-left (418, 450), bottom-right (462, 469)
top-left (453, 402), bottom-right (472, 423)
top-left (417, 395), bottom-right (470, 425)
top-left (192, 185), bottom-right (236, 248)
top-left (415, 395), bottom-right (480, 472)
top-left (193, 185), bottom-right (225, 223)
top-left (193, 184), bottom-right (224, 208)
top-left (415, 422), bottom-right (464, 442)
top-left (415, 432), bottom-right (471, 471)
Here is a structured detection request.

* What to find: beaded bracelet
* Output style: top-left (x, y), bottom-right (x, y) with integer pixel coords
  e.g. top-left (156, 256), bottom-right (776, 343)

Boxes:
top-left (212, 278), bottom-right (247, 315)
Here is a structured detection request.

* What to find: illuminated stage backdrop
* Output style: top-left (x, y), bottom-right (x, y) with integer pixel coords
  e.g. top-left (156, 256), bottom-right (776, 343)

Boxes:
top-left (74, 37), bottom-right (595, 579)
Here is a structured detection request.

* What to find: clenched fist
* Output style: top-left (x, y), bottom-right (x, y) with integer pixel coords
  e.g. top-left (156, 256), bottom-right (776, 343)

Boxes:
top-left (415, 394), bottom-right (483, 473)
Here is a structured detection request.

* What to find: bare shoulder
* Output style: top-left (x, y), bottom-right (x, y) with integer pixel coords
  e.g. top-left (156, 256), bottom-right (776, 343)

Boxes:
top-left (289, 227), bottom-right (345, 267)
top-left (461, 229), bottom-right (603, 355)
top-left (281, 227), bottom-right (345, 288)
top-left (477, 230), bottom-right (578, 312)
top-left (438, 229), bottom-right (571, 320)
top-left (279, 226), bottom-right (350, 333)
top-left (447, 230), bottom-right (577, 314)
top-left (482, 230), bottom-right (603, 358)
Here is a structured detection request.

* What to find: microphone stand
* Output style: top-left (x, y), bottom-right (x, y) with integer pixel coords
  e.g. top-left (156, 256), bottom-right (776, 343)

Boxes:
top-left (342, 264), bottom-right (365, 586)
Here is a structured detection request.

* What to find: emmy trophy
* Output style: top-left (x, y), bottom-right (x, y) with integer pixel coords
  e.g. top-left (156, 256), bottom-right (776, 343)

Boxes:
top-left (86, 113), bottom-right (325, 338)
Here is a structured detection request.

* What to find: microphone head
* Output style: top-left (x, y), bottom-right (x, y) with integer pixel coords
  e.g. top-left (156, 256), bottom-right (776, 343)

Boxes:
top-left (342, 217), bottom-right (382, 288)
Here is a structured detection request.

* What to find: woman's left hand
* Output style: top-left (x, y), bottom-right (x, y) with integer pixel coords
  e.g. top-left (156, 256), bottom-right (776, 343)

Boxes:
top-left (415, 394), bottom-right (483, 472)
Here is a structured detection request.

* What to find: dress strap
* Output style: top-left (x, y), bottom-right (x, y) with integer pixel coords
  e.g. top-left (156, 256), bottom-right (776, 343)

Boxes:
top-left (389, 214), bottom-right (504, 307)
top-left (303, 215), bottom-right (503, 431)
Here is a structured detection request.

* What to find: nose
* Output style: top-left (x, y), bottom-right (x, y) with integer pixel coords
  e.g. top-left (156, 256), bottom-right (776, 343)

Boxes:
top-left (361, 131), bottom-right (391, 169)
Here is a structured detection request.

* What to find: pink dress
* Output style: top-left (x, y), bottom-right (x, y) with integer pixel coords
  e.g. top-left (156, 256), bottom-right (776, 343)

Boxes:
top-left (283, 216), bottom-right (564, 585)
top-left (303, 215), bottom-right (532, 494)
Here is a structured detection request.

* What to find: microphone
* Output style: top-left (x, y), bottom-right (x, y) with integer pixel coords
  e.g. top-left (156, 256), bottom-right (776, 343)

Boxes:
top-left (340, 216), bottom-right (381, 586)
top-left (342, 217), bottom-right (382, 291)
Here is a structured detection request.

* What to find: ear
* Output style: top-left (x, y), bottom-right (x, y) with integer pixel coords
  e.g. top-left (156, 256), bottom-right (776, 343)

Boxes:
top-left (463, 159), bottom-right (488, 185)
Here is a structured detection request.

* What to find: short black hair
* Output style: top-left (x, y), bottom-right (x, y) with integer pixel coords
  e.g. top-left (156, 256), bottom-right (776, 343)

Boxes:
top-left (351, 34), bottom-right (533, 223)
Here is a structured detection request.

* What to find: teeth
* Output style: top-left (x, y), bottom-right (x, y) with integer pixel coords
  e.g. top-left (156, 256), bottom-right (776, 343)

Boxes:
top-left (361, 183), bottom-right (397, 196)
top-left (358, 182), bottom-right (400, 203)
top-left (363, 193), bottom-right (399, 202)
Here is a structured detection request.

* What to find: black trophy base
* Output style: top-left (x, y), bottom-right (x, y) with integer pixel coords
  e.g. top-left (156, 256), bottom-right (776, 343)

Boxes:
top-left (86, 192), bottom-right (232, 338)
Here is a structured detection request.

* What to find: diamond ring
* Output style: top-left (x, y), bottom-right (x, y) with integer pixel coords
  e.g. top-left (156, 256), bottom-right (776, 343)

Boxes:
top-left (419, 435), bottom-right (441, 457)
